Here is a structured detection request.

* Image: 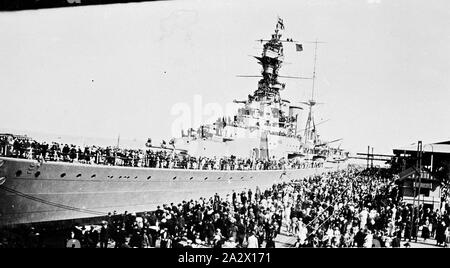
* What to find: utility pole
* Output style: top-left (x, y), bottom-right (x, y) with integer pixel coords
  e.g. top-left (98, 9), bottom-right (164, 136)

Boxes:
top-left (415, 141), bottom-right (423, 241)
top-left (367, 145), bottom-right (370, 169)
top-left (410, 140), bottom-right (422, 241)
top-left (371, 147), bottom-right (374, 168)
top-left (402, 149), bottom-right (406, 172)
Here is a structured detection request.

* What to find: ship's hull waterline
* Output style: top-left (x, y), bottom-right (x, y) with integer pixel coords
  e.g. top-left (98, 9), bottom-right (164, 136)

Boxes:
top-left (0, 157), bottom-right (345, 225)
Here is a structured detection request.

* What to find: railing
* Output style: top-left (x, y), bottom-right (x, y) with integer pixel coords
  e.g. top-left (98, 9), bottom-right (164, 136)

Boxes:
top-left (0, 144), bottom-right (325, 171)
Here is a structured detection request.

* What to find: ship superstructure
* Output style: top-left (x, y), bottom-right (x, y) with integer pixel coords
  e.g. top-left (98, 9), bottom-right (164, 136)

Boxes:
top-left (175, 19), bottom-right (348, 163)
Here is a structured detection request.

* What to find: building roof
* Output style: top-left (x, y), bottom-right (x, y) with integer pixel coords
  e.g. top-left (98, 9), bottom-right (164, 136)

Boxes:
top-left (393, 141), bottom-right (450, 155)
top-left (435, 140), bottom-right (450, 145)
top-left (395, 167), bottom-right (436, 182)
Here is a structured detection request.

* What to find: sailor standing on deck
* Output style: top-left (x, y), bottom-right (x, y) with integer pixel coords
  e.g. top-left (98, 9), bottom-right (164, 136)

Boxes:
top-left (100, 221), bottom-right (109, 248)
top-left (240, 190), bottom-right (248, 205)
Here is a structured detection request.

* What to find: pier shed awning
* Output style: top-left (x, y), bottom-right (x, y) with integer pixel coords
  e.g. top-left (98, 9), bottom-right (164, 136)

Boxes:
top-left (393, 141), bottom-right (450, 155)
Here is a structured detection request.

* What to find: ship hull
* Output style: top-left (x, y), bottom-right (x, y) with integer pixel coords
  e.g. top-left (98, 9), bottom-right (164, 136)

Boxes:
top-left (0, 157), bottom-right (345, 225)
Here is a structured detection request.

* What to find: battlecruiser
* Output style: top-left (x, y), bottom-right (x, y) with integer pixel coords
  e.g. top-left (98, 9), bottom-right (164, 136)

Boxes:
top-left (0, 19), bottom-right (348, 225)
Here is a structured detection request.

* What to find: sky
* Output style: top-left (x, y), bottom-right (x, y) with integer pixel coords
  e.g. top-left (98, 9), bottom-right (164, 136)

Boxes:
top-left (0, 0), bottom-right (449, 155)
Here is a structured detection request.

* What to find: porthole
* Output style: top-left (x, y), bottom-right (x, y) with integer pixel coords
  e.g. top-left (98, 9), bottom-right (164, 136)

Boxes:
top-left (61, 173), bottom-right (66, 178)
top-left (189, 177), bottom-right (193, 180)
top-left (91, 174), bottom-right (96, 178)
top-left (147, 176), bottom-right (151, 180)
top-left (204, 177), bottom-right (208, 180)
top-left (34, 171), bottom-right (41, 178)
top-left (76, 174), bottom-right (82, 178)
top-left (16, 170), bottom-right (22, 177)
top-left (172, 176), bottom-right (177, 180)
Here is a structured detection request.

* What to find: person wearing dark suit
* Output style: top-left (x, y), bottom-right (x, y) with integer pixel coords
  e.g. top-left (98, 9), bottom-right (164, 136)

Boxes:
top-left (436, 221), bottom-right (447, 246)
top-left (99, 222), bottom-right (109, 248)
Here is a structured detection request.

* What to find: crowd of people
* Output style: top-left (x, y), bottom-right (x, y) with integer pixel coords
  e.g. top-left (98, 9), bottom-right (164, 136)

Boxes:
top-left (80, 168), bottom-right (450, 248)
top-left (2, 167), bottom-right (448, 248)
top-left (0, 135), bottom-right (323, 170)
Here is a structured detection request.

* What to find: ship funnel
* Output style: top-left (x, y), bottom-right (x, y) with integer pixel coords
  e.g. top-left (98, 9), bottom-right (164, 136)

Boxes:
top-left (288, 105), bottom-right (302, 117)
